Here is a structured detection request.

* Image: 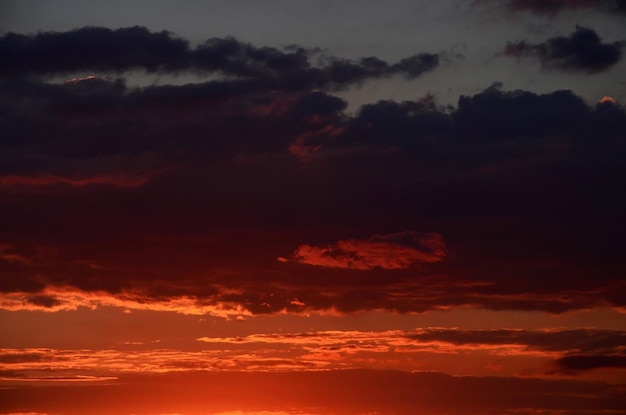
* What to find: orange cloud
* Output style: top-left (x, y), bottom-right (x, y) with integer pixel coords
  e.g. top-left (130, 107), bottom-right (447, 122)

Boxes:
top-left (290, 231), bottom-right (445, 270)
top-left (194, 329), bottom-right (544, 357)
top-left (0, 346), bottom-right (327, 378)
top-left (0, 288), bottom-right (252, 319)
top-left (3, 327), bottom-right (623, 385)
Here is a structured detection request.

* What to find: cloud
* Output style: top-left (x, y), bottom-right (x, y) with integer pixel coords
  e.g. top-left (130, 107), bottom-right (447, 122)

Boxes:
top-left (0, 26), bottom-right (439, 89)
top-left (1, 328), bottom-right (624, 394)
top-left (549, 355), bottom-right (626, 374)
top-left (505, 0), bottom-right (626, 15)
top-left (0, 288), bottom-right (252, 318)
top-left (292, 84), bottom-right (625, 158)
top-left (0, 352), bottom-right (45, 364)
top-left (25, 295), bottom-right (63, 308)
top-left (0, 26), bottom-right (189, 76)
top-left (501, 26), bottom-right (624, 73)
top-left (194, 328), bottom-right (626, 366)
top-left (0, 346), bottom-right (323, 376)
top-left (1, 45), bottom-right (626, 316)
top-left (291, 232), bottom-right (446, 270)
top-left (407, 328), bottom-right (626, 354)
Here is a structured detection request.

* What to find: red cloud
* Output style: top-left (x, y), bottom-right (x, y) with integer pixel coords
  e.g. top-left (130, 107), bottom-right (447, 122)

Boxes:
top-left (0, 244), bottom-right (32, 264)
top-left (291, 231), bottom-right (446, 270)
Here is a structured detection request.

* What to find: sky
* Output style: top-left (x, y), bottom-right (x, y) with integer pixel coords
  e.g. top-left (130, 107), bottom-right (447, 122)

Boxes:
top-left (0, 0), bottom-right (626, 414)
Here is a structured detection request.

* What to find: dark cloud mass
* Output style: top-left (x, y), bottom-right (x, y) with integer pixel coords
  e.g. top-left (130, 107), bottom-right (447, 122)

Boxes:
top-left (502, 26), bottom-right (624, 73)
top-left (26, 295), bottom-right (63, 308)
top-left (409, 328), bottom-right (626, 355)
top-left (410, 328), bottom-right (626, 376)
top-left (550, 355), bottom-right (626, 374)
top-left (504, 0), bottom-right (626, 14)
top-left (0, 26), bottom-right (439, 89)
top-left (0, 26), bottom-right (189, 75)
top-left (1, 27), bottom-right (626, 316)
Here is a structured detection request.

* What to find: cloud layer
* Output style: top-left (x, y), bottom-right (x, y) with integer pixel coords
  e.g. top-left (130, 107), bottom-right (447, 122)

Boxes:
top-left (1, 27), bottom-right (625, 317)
top-left (2, 327), bottom-right (625, 378)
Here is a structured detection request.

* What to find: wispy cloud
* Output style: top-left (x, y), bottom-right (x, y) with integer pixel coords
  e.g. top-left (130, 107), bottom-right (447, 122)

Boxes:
top-left (3, 327), bottom-right (625, 380)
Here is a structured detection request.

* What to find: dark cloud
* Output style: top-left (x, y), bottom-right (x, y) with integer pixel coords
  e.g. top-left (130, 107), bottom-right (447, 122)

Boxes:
top-left (408, 329), bottom-right (626, 355)
top-left (0, 26), bottom-right (189, 76)
top-left (0, 26), bottom-right (439, 90)
top-left (550, 355), bottom-right (626, 374)
top-left (0, 352), bottom-right (44, 364)
top-left (26, 295), bottom-right (63, 308)
top-left (502, 26), bottom-right (624, 73)
top-left (391, 53), bottom-right (440, 77)
top-left (453, 83), bottom-right (589, 141)
top-left (492, 0), bottom-right (626, 15)
top-left (1, 37), bottom-right (626, 315)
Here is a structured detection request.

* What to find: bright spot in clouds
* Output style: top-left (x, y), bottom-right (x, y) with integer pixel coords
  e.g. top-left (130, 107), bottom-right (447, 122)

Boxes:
top-left (291, 231), bottom-right (446, 270)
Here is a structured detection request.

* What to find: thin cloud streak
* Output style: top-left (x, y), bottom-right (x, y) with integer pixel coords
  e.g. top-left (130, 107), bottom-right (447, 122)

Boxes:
top-left (195, 328), bottom-right (626, 357)
top-left (0, 288), bottom-right (253, 319)
top-left (3, 327), bottom-right (626, 380)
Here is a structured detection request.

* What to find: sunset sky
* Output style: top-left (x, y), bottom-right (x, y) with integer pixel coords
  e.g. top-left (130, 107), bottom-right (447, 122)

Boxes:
top-left (1, 1), bottom-right (626, 414)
